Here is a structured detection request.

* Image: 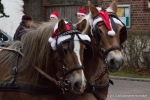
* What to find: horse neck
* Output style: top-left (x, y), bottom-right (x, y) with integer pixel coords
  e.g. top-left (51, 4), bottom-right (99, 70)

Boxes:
top-left (17, 52), bottom-right (58, 87)
top-left (84, 36), bottom-right (105, 82)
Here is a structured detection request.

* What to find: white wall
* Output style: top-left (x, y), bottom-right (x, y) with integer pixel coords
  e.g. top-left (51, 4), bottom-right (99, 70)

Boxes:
top-left (0, 0), bottom-right (24, 38)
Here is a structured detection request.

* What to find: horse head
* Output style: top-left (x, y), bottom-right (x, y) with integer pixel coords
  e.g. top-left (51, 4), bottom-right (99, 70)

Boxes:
top-left (76, 1), bottom-right (127, 72)
top-left (49, 19), bottom-right (91, 94)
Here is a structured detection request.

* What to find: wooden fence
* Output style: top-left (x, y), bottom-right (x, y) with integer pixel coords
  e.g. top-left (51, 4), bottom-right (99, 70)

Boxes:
top-left (24, 0), bottom-right (97, 23)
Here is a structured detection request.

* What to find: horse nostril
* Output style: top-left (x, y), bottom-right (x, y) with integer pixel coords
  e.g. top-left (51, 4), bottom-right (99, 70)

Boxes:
top-left (110, 58), bottom-right (115, 65)
top-left (74, 81), bottom-right (81, 89)
top-left (109, 58), bottom-right (124, 67)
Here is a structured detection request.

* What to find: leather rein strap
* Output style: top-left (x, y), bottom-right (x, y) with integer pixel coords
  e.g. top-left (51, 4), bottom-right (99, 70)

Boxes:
top-left (34, 66), bottom-right (74, 100)
top-left (34, 66), bottom-right (59, 86)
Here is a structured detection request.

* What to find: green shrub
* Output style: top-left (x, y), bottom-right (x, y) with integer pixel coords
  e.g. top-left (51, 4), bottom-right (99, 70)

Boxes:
top-left (122, 30), bottom-right (150, 68)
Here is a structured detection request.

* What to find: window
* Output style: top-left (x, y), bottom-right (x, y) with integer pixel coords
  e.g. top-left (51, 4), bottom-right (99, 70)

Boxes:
top-left (117, 5), bottom-right (131, 28)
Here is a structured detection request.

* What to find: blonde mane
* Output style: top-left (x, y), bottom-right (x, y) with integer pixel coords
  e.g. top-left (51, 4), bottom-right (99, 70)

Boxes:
top-left (0, 22), bottom-right (58, 85)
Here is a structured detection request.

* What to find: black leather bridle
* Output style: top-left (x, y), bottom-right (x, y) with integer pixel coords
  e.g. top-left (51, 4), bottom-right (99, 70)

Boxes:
top-left (55, 30), bottom-right (85, 77)
top-left (84, 10), bottom-right (126, 100)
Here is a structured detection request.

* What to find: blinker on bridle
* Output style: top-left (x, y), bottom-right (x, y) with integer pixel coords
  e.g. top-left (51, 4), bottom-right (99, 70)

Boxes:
top-left (35, 28), bottom-right (89, 99)
top-left (55, 30), bottom-right (85, 77)
top-left (48, 20), bottom-right (91, 94)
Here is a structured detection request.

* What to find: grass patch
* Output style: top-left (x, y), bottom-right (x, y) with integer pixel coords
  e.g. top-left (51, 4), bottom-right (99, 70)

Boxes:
top-left (109, 67), bottom-right (150, 78)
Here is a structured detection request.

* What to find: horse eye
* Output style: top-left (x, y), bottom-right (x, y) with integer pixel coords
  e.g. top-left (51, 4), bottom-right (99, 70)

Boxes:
top-left (97, 24), bottom-right (101, 27)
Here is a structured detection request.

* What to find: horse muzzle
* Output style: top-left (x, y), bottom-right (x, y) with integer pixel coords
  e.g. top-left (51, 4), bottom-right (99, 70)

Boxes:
top-left (107, 51), bottom-right (124, 72)
top-left (68, 69), bottom-right (87, 94)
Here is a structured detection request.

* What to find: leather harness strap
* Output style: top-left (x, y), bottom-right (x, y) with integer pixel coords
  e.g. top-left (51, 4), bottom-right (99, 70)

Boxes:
top-left (0, 46), bottom-right (64, 87)
top-left (0, 46), bottom-right (24, 56)
top-left (34, 66), bottom-right (59, 86)
top-left (0, 82), bottom-right (61, 95)
top-left (0, 47), bottom-right (74, 100)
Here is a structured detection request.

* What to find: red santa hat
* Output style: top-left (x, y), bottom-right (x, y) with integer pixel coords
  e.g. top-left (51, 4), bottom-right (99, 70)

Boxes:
top-left (48, 21), bottom-right (91, 50)
top-left (100, 10), bottom-right (115, 36)
top-left (77, 7), bottom-right (86, 16)
top-left (51, 21), bottom-right (70, 38)
top-left (92, 10), bottom-right (116, 36)
top-left (50, 11), bottom-right (59, 20)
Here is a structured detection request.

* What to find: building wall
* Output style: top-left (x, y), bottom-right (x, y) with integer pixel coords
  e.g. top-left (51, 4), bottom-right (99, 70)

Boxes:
top-left (23, 0), bottom-right (96, 23)
top-left (24, 0), bottom-right (150, 30)
top-left (99, 0), bottom-right (150, 30)
top-left (24, 0), bottom-right (45, 22)
top-left (44, 5), bottom-right (89, 23)
top-left (43, 0), bottom-right (97, 23)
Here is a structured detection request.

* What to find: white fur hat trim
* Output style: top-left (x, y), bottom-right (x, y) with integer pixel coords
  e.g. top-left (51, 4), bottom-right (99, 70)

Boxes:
top-left (77, 12), bottom-right (86, 16)
top-left (92, 17), bottom-right (124, 36)
top-left (50, 14), bottom-right (58, 20)
top-left (48, 34), bottom-right (91, 50)
top-left (93, 16), bottom-right (124, 27)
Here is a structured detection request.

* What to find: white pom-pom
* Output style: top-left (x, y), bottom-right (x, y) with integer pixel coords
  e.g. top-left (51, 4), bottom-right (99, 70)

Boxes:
top-left (108, 30), bottom-right (115, 36)
top-left (48, 37), bottom-right (56, 50)
top-left (48, 37), bottom-right (55, 43)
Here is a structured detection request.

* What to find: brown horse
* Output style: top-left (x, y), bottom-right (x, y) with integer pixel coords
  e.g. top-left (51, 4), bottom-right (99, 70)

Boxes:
top-left (68, 1), bottom-right (127, 100)
top-left (0, 20), bottom-right (91, 100)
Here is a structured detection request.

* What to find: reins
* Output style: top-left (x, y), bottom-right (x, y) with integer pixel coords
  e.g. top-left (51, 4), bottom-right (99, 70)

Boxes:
top-left (0, 46), bottom-right (60, 86)
top-left (34, 66), bottom-right (59, 86)
top-left (0, 46), bottom-right (74, 100)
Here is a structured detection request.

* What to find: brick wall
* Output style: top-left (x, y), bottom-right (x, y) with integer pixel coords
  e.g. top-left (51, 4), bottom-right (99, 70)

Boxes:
top-left (97, 0), bottom-right (150, 30)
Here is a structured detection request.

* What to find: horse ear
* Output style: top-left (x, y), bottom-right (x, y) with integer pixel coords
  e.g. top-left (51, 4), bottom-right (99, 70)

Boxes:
top-left (107, 1), bottom-right (117, 13)
top-left (76, 19), bottom-right (87, 32)
top-left (58, 19), bottom-right (66, 33)
top-left (88, 1), bottom-right (98, 18)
